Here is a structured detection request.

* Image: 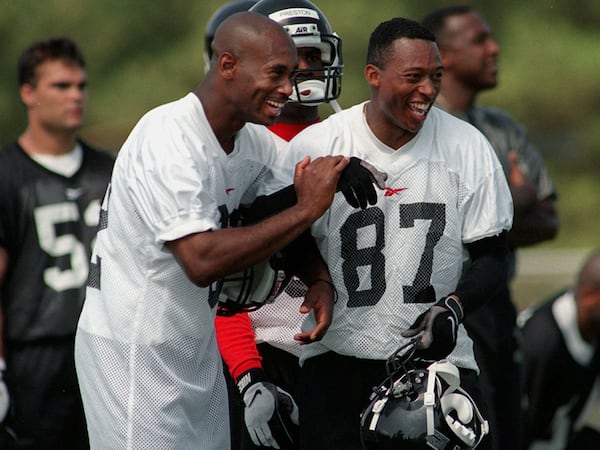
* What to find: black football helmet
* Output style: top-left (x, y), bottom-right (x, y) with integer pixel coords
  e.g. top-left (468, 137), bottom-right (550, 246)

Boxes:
top-left (217, 251), bottom-right (292, 316)
top-left (249, 0), bottom-right (343, 106)
top-left (360, 339), bottom-right (489, 450)
top-left (203, 0), bottom-right (259, 72)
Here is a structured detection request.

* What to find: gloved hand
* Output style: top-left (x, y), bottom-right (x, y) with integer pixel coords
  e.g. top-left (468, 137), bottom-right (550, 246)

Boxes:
top-left (0, 358), bottom-right (9, 422)
top-left (237, 369), bottom-right (299, 449)
top-left (401, 296), bottom-right (464, 361)
top-left (337, 157), bottom-right (387, 209)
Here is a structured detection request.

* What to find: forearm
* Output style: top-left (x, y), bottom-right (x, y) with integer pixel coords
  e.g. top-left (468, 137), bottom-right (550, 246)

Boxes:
top-left (454, 231), bottom-right (509, 316)
top-left (509, 198), bottom-right (559, 248)
top-left (215, 313), bottom-right (262, 380)
top-left (168, 202), bottom-right (319, 287)
top-left (283, 230), bottom-right (330, 285)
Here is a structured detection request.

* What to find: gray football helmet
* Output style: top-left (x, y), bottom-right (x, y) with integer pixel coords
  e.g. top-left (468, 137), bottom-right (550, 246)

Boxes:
top-left (217, 251), bottom-right (292, 315)
top-left (250, 0), bottom-right (343, 105)
top-left (360, 339), bottom-right (489, 450)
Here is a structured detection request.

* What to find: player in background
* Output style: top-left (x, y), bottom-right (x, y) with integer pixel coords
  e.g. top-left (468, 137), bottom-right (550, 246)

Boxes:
top-left (422, 6), bottom-right (560, 449)
top-left (274, 17), bottom-right (513, 450)
top-left (0, 36), bottom-right (114, 449)
top-left (210, 0), bottom-right (345, 448)
top-left (518, 249), bottom-right (600, 450)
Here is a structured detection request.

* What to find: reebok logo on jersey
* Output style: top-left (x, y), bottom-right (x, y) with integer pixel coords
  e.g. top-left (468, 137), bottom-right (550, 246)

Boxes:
top-left (225, 188), bottom-right (235, 195)
top-left (384, 186), bottom-right (407, 197)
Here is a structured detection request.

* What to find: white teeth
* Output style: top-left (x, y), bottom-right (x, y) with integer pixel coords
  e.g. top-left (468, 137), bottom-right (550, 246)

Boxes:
top-left (409, 102), bottom-right (430, 115)
top-left (267, 100), bottom-right (285, 109)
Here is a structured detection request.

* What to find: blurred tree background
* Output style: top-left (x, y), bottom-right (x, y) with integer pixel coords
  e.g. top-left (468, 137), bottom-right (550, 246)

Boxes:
top-left (1, 0), bottom-right (599, 254)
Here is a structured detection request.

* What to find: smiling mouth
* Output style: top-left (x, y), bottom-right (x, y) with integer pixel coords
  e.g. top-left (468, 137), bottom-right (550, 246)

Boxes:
top-left (267, 99), bottom-right (287, 111)
top-left (408, 102), bottom-right (431, 116)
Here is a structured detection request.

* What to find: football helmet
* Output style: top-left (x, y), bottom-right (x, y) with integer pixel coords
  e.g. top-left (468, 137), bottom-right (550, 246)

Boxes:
top-left (204, 0), bottom-right (258, 73)
top-left (217, 251), bottom-right (292, 316)
top-left (249, 0), bottom-right (343, 106)
top-left (360, 339), bottom-right (489, 450)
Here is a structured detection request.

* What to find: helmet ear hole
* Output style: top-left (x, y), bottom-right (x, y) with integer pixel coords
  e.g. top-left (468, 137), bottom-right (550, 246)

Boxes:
top-left (441, 392), bottom-right (474, 423)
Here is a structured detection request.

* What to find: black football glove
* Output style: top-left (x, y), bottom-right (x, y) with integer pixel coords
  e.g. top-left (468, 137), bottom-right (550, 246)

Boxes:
top-left (401, 296), bottom-right (464, 361)
top-left (237, 368), bottom-right (299, 449)
top-left (337, 157), bottom-right (387, 209)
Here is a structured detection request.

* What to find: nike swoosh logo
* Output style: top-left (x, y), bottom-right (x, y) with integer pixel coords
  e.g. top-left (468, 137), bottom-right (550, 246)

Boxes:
top-left (247, 389), bottom-right (263, 406)
top-left (225, 188), bottom-right (235, 195)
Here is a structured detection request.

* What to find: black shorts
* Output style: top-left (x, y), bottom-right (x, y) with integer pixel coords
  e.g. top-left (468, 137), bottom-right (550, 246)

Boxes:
top-left (2, 337), bottom-right (88, 450)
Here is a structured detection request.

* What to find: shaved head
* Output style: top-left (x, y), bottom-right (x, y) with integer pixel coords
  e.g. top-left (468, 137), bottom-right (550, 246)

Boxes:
top-left (211, 11), bottom-right (295, 68)
top-left (196, 10), bottom-right (297, 140)
top-left (577, 249), bottom-right (600, 294)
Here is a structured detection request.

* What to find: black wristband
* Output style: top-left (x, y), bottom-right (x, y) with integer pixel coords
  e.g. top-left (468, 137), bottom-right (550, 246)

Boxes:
top-left (236, 368), bottom-right (267, 396)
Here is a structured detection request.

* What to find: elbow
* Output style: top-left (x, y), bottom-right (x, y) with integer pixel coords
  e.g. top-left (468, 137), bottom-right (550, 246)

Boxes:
top-left (182, 263), bottom-right (219, 288)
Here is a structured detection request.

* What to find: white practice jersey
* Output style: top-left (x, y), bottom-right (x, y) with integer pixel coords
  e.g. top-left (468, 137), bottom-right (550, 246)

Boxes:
top-left (249, 132), bottom-right (308, 358)
top-left (277, 102), bottom-right (513, 370)
top-left (75, 93), bottom-right (281, 449)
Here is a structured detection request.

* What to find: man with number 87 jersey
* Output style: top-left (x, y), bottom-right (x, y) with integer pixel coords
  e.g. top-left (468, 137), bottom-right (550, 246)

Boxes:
top-left (272, 18), bottom-right (513, 450)
top-left (0, 37), bottom-right (114, 449)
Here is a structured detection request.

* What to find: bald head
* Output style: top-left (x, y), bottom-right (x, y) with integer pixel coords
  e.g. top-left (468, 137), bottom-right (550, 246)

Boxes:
top-left (577, 249), bottom-right (600, 294)
top-left (210, 11), bottom-right (295, 69)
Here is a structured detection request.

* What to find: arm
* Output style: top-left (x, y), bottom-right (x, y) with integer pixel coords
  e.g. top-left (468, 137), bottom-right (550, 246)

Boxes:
top-left (507, 150), bottom-right (559, 249)
top-left (166, 155), bottom-right (348, 287)
top-left (215, 312), bottom-right (261, 380)
top-left (402, 231), bottom-right (509, 360)
top-left (281, 230), bottom-right (336, 345)
top-left (215, 231), bottom-right (335, 380)
top-left (454, 230), bottom-right (509, 315)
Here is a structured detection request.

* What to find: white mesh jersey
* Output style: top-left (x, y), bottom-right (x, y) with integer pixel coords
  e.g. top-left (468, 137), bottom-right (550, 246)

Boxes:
top-left (249, 132), bottom-right (308, 358)
top-left (75, 93), bottom-right (281, 449)
top-left (276, 102), bottom-right (513, 370)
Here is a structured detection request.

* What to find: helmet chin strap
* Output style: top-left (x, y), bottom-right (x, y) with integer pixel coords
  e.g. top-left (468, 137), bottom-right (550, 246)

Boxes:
top-left (425, 360), bottom-right (490, 448)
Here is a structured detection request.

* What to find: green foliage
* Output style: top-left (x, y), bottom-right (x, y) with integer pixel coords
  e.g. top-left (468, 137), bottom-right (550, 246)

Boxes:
top-left (1, 0), bottom-right (598, 247)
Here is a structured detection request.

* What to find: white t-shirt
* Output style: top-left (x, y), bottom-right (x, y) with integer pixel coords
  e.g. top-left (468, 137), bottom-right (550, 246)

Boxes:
top-left (75, 93), bottom-right (281, 449)
top-left (275, 102), bottom-right (513, 370)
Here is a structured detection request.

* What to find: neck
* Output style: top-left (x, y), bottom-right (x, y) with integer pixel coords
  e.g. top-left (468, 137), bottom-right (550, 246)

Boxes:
top-left (194, 86), bottom-right (240, 154)
top-left (437, 76), bottom-right (478, 112)
top-left (18, 126), bottom-right (78, 156)
top-left (364, 101), bottom-right (414, 150)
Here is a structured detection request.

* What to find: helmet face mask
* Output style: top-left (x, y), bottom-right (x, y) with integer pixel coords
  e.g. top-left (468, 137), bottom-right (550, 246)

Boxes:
top-left (360, 340), bottom-right (489, 450)
top-left (250, 0), bottom-right (343, 105)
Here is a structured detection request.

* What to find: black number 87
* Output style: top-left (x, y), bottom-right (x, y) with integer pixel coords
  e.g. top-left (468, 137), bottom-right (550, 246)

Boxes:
top-left (339, 202), bottom-right (445, 308)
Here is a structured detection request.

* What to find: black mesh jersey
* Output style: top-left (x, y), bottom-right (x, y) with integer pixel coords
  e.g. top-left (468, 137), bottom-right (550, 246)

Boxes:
top-left (0, 141), bottom-right (113, 342)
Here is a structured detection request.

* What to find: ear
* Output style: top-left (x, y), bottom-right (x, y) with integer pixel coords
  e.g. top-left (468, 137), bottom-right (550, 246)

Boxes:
top-left (364, 64), bottom-right (380, 88)
top-left (19, 83), bottom-right (36, 107)
top-left (218, 51), bottom-right (237, 80)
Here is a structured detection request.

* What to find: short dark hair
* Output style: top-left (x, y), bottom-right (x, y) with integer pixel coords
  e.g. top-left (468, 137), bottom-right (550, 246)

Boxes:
top-left (421, 5), bottom-right (474, 41)
top-left (366, 17), bottom-right (436, 68)
top-left (17, 36), bottom-right (86, 86)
